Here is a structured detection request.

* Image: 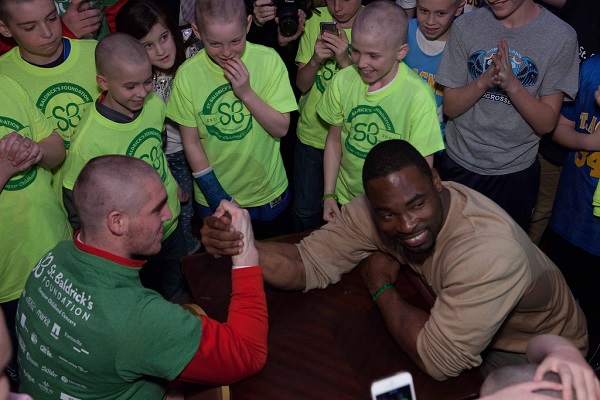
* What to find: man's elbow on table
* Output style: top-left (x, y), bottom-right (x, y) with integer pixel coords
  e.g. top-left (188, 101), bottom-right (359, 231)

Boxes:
top-left (416, 331), bottom-right (481, 381)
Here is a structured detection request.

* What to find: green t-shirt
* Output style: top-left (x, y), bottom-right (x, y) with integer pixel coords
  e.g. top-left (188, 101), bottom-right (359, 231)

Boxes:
top-left (17, 239), bottom-right (201, 399)
top-left (166, 42), bottom-right (298, 207)
top-left (62, 93), bottom-right (181, 238)
top-left (0, 39), bottom-right (101, 150)
top-left (296, 7), bottom-right (353, 150)
top-left (318, 63), bottom-right (444, 204)
top-left (0, 74), bottom-right (72, 303)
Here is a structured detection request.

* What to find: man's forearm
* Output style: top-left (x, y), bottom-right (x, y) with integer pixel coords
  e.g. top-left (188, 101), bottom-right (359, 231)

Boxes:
top-left (256, 241), bottom-right (306, 290)
top-left (374, 287), bottom-right (429, 372)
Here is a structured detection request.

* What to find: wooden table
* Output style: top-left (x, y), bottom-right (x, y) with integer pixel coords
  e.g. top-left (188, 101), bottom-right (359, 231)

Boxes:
top-left (181, 235), bottom-right (483, 400)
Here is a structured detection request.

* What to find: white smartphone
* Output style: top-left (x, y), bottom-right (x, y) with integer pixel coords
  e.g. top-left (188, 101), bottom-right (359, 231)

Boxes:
top-left (370, 371), bottom-right (417, 400)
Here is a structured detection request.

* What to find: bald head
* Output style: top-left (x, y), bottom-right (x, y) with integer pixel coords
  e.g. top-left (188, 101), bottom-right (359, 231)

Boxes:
top-left (194, 0), bottom-right (247, 30)
top-left (353, 0), bottom-right (408, 48)
top-left (480, 364), bottom-right (574, 399)
top-left (73, 156), bottom-right (161, 234)
top-left (95, 32), bottom-right (150, 77)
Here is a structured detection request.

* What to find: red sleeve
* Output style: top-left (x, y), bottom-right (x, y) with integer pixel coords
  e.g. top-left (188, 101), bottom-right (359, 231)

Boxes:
top-left (60, 17), bottom-right (78, 39)
top-left (177, 267), bottom-right (268, 385)
top-left (103, 0), bottom-right (129, 33)
top-left (0, 36), bottom-right (16, 55)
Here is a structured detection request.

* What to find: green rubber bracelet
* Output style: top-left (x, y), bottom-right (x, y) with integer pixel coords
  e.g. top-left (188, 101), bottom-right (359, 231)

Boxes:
top-left (371, 283), bottom-right (395, 304)
top-left (321, 193), bottom-right (339, 205)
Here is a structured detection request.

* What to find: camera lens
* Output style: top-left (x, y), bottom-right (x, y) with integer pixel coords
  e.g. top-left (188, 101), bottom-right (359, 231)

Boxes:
top-left (277, 5), bottom-right (299, 37)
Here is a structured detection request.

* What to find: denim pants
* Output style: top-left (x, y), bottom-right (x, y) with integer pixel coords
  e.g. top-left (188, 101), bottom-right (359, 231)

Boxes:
top-left (166, 150), bottom-right (200, 254)
top-left (292, 139), bottom-right (324, 231)
top-left (195, 187), bottom-right (292, 240)
top-left (140, 222), bottom-right (189, 301)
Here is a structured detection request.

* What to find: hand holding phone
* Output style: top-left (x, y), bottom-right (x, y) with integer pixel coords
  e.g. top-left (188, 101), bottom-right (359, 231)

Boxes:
top-left (320, 21), bottom-right (338, 35)
top-left (371, 372), bottom-right (417, 400)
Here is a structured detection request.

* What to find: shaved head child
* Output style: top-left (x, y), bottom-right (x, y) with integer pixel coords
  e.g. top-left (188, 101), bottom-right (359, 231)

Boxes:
top-left (62, 33), bottom-right (189, 302)
top-left (319, 0), bottom-right (444, 222)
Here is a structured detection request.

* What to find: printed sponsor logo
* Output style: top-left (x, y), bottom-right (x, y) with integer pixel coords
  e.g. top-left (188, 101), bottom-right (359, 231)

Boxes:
top-left (40, 345), bottom-right (53, 358)
top-left (51, 323), bottom-right (61, 339)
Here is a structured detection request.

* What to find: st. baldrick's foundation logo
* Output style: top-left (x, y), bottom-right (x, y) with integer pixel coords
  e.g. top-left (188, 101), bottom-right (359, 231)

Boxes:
top-left (36, 83), bottom-right (94, 149)
top-left (344, 105), bottom-right (397, 159)
top-left (127, 128), bottom-right (167, 181)
top-left (199, 84), bottom-right (252, 141)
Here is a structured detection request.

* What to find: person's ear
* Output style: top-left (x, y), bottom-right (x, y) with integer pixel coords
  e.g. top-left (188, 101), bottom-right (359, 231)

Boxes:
top-left (191, 22), bottom-right (201, 41)
top-left (455, 0), bottom-right (466, 17)
top-left (96, 74), bottom-right (109, 91)
top-left (396, 43), bottom-right (409, 62)
top-left (246, 14), bottom-right (252, 34)
top-left (107, 210), bottom-right (127, 236)
top-left (0, 19), bottom-right (13, 38)
top-left (431, 168), bottom-right (443, 193)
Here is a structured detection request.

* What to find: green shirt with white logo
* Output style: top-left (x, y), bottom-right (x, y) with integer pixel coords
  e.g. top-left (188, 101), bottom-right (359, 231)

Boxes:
top-left (17, 239), bottom-right (200, 399)
top-left (318, 63), bottom-right (444, 204)
top-left (0, 74), bottom-right (72, 303)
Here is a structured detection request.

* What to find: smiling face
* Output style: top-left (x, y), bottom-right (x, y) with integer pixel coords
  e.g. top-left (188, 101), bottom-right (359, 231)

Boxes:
top-left (97, 60), bottom-right (153, 118)
top-left (193, 16), bottom-right (252, 68)
top-left (326, 0), bottom-right (362, 28)
top-left (485, 0), bottom-right (530, 23)
top-left (139, 21), bottom-right (177, 73)
top-left (416, 0), bottom-right (464, 41)
top-left (351, 30), bottom-right (408, 91)
top-left (366, 166), bottom-right (445, 254)
top-left (0, 0), bottom-right (63, 65)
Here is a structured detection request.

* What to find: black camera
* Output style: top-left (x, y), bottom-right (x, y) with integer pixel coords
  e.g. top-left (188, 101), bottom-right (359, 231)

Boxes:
top-left (272, 0), bottom-right (315, 37)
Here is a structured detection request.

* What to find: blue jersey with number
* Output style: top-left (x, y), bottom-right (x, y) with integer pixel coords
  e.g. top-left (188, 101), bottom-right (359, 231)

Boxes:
top-left (549, 54), bottom-right (600, 257)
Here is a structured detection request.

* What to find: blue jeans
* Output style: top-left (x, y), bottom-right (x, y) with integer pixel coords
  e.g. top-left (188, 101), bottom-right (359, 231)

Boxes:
top-left (140, 222), bottom-right (189, 301)
top-left (292, 139), bottom-right (324, 231)
top-left (195, 187), bottom-right (292, 239)
top-left (166, 150), bottom-right (200, 254)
